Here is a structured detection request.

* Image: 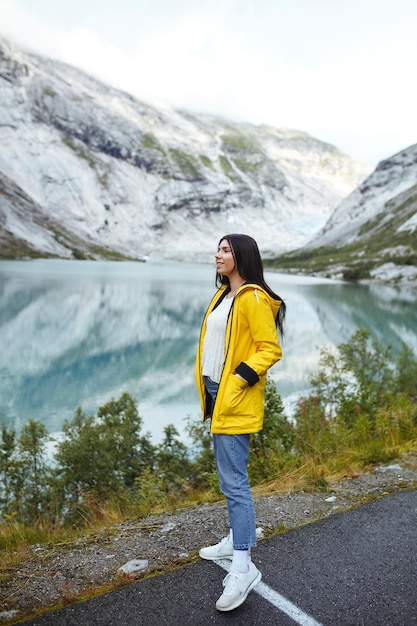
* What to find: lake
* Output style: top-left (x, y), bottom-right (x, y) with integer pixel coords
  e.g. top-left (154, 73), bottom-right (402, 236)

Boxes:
top-left (1, 259), bottom-right (416, 445)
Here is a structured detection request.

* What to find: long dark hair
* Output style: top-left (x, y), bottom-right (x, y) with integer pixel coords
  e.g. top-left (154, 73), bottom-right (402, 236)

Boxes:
top-left (216, 234), bottom-right (286, 337)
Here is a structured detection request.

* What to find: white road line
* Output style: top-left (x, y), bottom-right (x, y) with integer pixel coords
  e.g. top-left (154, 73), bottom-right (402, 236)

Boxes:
top-left (215, 559), bottom-right (324, 626)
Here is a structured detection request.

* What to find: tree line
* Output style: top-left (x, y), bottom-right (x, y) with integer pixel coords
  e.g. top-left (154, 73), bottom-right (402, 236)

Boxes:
top-left (1, 328), bottom-right (416, 533)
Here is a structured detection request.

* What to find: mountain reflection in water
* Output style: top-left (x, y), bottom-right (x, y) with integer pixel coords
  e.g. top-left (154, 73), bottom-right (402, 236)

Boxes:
top-left (1, 260), bottom-right (416, 443)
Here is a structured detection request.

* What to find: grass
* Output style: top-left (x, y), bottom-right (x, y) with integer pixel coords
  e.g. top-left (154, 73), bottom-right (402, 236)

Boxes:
top-left (141, 132), bottom-right (163, 152)
top-left (220, 131), bottom-right (266, 176)
top-left (1, 332), bottom-right (416, 621)
top-left (221, 132), bottom-right (261, 155)
top-left (199, 154), bottom-right (214, 170)
top-left (265, 231), bottom-right (416, 281)
top-left (219, 155), bottom-right (234, 178)
top-left (0, 239), bottom-right (52, 259)
top-left (1, 439), bottom-right (415, 555)
top-left (168, 148), bottom-right (202, 180)
top-left (1, 446), bottom-right (416, 623)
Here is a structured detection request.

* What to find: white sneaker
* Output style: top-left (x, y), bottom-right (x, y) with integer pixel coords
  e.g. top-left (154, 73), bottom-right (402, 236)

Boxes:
top-left (199, 535), bottom-right (233, 560)
top-left (215, 561), bottom-right (262, 611)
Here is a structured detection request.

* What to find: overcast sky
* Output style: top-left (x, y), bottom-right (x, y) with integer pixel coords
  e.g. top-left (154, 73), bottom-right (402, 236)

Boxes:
top-left (1, 0), bottom-right (416, 165)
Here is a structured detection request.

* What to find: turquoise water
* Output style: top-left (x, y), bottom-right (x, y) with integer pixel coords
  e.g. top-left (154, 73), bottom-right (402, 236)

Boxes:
top-left (1, 259), bottom-right (416, 443)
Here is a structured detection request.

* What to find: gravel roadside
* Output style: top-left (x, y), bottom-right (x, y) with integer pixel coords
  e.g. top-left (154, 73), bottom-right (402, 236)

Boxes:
top-left (1, 451), bottom-right (417, 624)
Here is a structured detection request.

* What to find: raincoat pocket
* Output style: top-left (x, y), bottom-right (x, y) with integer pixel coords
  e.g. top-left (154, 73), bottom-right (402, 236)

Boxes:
top-left (224, 373), bottom-right (253, 415)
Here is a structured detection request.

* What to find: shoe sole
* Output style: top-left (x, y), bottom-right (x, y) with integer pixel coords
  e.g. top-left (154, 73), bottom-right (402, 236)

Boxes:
top-left (216, 570), bottom-right (262, 612)
top-left (199, 550), bottom-right (233, 561)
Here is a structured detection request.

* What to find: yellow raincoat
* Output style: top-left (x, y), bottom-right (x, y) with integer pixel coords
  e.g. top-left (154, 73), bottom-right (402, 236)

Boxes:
top-left (195, 283), bottom-right (282, 434)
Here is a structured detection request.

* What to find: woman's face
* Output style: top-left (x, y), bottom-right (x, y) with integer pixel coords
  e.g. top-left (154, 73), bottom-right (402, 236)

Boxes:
top-left (215, 239), bottom-right (237, 278)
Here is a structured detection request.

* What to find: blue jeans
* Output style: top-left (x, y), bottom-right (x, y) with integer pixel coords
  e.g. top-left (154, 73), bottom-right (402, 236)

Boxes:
top-left (203, 376), bottom-right (257, 550)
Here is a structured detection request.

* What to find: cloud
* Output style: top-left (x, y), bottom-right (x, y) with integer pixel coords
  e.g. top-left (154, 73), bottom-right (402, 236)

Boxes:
top-left (0, 0), bottom-right (416, 164)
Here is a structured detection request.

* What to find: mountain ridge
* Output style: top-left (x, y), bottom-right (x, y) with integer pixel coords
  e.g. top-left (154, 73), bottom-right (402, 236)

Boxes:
top-left (266, 143), bottom-right (417, 284)
top-left (0, 36), bottom-right (370, 261)
top-left (308, 143), bottom-right (417, 248)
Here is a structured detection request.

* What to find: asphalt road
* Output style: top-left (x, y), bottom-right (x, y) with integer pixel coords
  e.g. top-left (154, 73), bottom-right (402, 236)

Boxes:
top-left (23, 489), bottom-right (417, 626)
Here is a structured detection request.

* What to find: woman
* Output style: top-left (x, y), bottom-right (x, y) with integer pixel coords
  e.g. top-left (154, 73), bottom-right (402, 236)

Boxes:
top-left (195, 233), bottom-right (286, 612)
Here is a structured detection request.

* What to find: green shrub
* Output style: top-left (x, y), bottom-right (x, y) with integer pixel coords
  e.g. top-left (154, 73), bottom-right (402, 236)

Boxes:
top-left (1, 327), bottom-right (416, 541)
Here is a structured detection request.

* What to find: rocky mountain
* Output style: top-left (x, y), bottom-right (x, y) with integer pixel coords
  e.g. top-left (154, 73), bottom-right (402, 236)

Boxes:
top-left (309, 144), bottom-right (417, 245)
top-left (273, 144), bottom-right (417, 283)
top-left (0, 36), bottom-right (371, 261)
